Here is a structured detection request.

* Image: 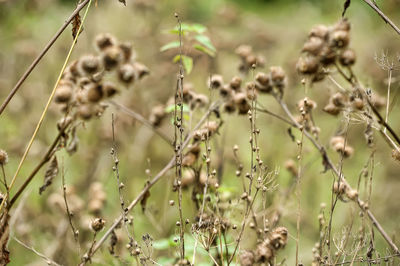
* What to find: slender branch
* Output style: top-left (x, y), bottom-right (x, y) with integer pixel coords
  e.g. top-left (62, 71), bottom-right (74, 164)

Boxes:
top-left (80, 103), bottom-right (219, 263)
top-left (12, 237), bottom-right (62, 266)
top-left (362, 0), bottom-right (400, 36)
top-left (0, 0), bottom-right (91, 115)
top-left (262, 94), bottom-right (400, 254)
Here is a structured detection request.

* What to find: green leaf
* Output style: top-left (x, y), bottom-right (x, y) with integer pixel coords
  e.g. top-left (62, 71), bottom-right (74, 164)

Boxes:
top-left (169, 23), bottom-right (207, 35)
top-left (173, 55), bottom-right (193, 74)
top-left (193, 44), bottom-right (215, 57)
top-left (188, 23), bottom-right (207, 34)
top-left (194, 35), bottom-right (216, 52)
top-left (160, 41), bottom-right (180, 52)
top-left (165, 103), bottom-right (190, 113)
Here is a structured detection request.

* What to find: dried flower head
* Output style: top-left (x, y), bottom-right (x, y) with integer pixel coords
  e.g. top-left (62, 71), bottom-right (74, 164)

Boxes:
top-left (0, 149), bottom-right (8, 165)
top-left (91, 218), bottom-right (106, 232)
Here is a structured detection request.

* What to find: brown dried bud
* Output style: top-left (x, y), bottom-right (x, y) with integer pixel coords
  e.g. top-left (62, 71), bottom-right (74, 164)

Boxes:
top-left (79, 55), bottom-right (100, 75)
top-left (309, 24), bottom-right (329, 39)
top-left (103, 82), bottom-right (119, 97)
top-left (132, 62), bottom-right (150, 79)
top-left (302, 37), bottom-right (324, 55)
top-left (270, 66), bottom-right (286, 88)
top-left (91, 218), bottom-right (105, 232)
top-left (346, 188), bottom-right (358, 200)
top-left (331, 92), bottom-right (346, 107)
top-left (334, 19), bottom-right (351, 32)
top-left (298, 97), bottom-right (317, 112)
top-left (234, 92), bottom-right (250, 114)
top-left (118, 63), bottom-right (136, 84)
top-left (0, 149), bottom-right (8, 165)
top-left (208, 74), bottom-right (224, 89)
top-left (352, 98), bottom-right (364, 110)
top-left (95, 33), bottom-right (117, 51)
top-left (296, 56), bottom-right (319, 74)
top-left (333, 181), bottom-right (347, 195)
top-left (323, 103), bottom-right (340, 115)
top-left (77, 104), bottom-right (93, 120)
top-left (255, 72), bottom-right (273, 93)
top-left (119, 42), bottom-right (133, 62)
top-left (240, 250), bottom-right (255, 266)
top-left (102, 46), bottom-right (122, 70)
top-left (339, 49), bottom-right (356, 66)
top-left (392, 149), bottom-right (400, 162)
top-left (55, 85), bottom-right (73, 103)
top-left (319, 46), bottom-right (336, 65)
top-left (245, 82), bottom-right (257, 100)
top-left (331, 30), bottom-right (350, 48)
top-left (222, 100), bottom-right (236, 113)
top-left (219, 84), bottom-right (233, 98)
top-left (229, 76), bottom-right (242, 91)
top-left (235, 44), bottom-right (252, 58)
top-left (284, 159), bottom-right (297, 177)
top-left (192, 94), bottom-right (209, 109)
top-left (87, 84), bottom-right (104, 102)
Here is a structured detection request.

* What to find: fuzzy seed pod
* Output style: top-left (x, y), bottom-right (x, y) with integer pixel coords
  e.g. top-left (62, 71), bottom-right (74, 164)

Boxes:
top-left (87, 84), bottom-right (104, 102)
top-left (333, 181), bottom-right (347, 195)
top-left (323, 103), bottom-right (340, 115)
top-left (298, 97), bottom-right (317, 112)
top-left (339, 48), bottom-right (356, 66)
top-left (95, 33), bottom-right (117, 51)
top-left (55, 85), bottom-right (73, 103)
top-left (255, 72), bottom-right (273, 93)
top-left (330, 136), bottom-right (345, 147)
top-left (66, 60), bottom-right (81, 78)
top-left (222, 100), bottom-right (236, 113)
top-left (245, 54), bottom-right (257, 67)
top-left (77, 77), bottom-right (92, 88)
top-left (77, 104), bottom-right (93, 120)
top-left (103, 82), bottom-right (119, 97)
top-left (91, 218), bottom-right (105, 232)
top-left (352, 98), bottom-right (364, 110)
top-left (346, 189), bottom-right (358, 200)
top-left (270, 66), bottom-right (286, 88)
top-left (234, 92), bottom-right (250, 114)
top-left (182, 145), bottom-right (200, 167)
top-left (302, 37), bottom-right (324, 55)
top-left (331, 30), bottom-right (350, 48)
top-left (235, 44), bottom-right (252, 58)
top-left (240, 250), bottom-right (255, 266)
top-left (208, 74), bottom-right (224, 89)
top-left (182, 83), bottom-right (195, 103)
top-left (284, 159), bottom-right (297, 177)
top-left (119, 42), bottom-right (133, 62)
top-left (132, 62), bottom-right (150, 79)
top-left (319, 46), bottom-right (337, 65)
top-left (79, 55), bottom-right (101, 75)
top-left (149, 105), bottom-right (166, 127)
top-left (331, 92), bottom-right (346, 107)
top-left (296, 56), bottom-right (319, 74)
top-left (199, 171), bottom-right (217, 188)
top-left (333, 142), bottom-right (354, 158)
top-left (118, 63), bottom-right (136, 84)
top-left (219, 84), bottom-right (233, 98)
top-left (192, 94), bottom-right (209, 109)
top-left (245, 82), bottom-right (257, 100)
top-left (309, 24), bottom-right (329, 39)
top-left (334, 19), bottom-right (351, 32)
top-left (181, 169), bottom-right (196, 188)
top-left (102, 46), bottom-right (123, 70)
top-left (0, 149), bottom-right (8, 165)
top-left (229, 76), bottom-right (242, 91)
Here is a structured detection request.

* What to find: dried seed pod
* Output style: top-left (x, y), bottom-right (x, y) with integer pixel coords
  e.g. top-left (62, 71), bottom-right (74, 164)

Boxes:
top-left (323, 103), bottom-right (340, 115)
top-left (182, 83), bottom-right (195, 103)
top-left (119, 42), bottom-right (133, 62)
top-left (352, 98), bottom-right (364, 110)
top-left (331, 30), bottom-right (350, 48)
top-left (95, 33), bottom-right (117, 51)
top-left (235, 44), bottom-right (252, 58)
top-left (333, 181), bottom-right (347, 195)
top-left (149, 105), bottom-right (166, 127)
top-left (77, 77), bottom-right (92, 88)
top-left (255, 72), bottom-right (273, 93)
top-left (118, 63), bottom-right (136, 84)
top-left (284, 159), bottom-right (297, 177)
top-left (339, 48), bottom-right (356, 66)
top-left (309, 24), bottom-right (329, 39)
top-left (208, 74), bottom-right (224, 89)
top-left (240, 250), bottom-right (255, 266)
top-left (55, 85), bottom-right (73, 103)
top-left (103, 82), bottom-right (119, 97)
top-left (392, 149), bottom-right (400, 162)
top-left (77, 104), bottom-right (93, 120)
top-left (234, 92), bottom-right (250, 114)
top-left (132, 62), bottom-right (150, 79)
top-left (229, 76), bottom-right (242, 91)
top-left (270, 66), bottom-right (286, 88)
top-left (334, 19), bottom-right (351, 32)
top-left (102, 46), bottom-right (123, 70)
top-left (91, 218), bottom-right (105, 232)
top-left (296, 56), bottom-right (319, 74)
top-left (298, 97), bottom-right (317, 112)
top-left (319, 46), bottom-right (336, 65)
top-left (66, 60), bottom-right (81, 78)
top-left (192, 94), bottom-right (209, 109)
top-left (302, 37), bottom-right (324, 55)
top-left (222, 99), bottom-right (236, 113)
top-left (330, 136), bottom-right (345, 147)
top-left (245, 54), bottom-right (257, 67)
top-left (245, 82), bottom-right (257, 100)
top-left (87, 84), bottom-right (104, 102)
top-left (181, 169), bottom-right (196, 188)
top-left (346, 188), bottom-right (358, 200)
top-left (219, 84), bottom-right (233, 98)
top-left (79, 55), bottom-right (101, 75)
top-left (0, 149), bottom-right (8, 165)
top-left (331, 92), bottom-right (346, 107)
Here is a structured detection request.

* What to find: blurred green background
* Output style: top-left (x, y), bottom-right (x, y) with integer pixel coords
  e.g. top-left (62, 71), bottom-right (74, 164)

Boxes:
top-left (0, 0), bottom-right (400, 265)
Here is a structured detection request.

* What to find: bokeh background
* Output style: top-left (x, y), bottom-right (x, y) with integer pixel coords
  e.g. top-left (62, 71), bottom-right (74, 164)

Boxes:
top-left (0, 0), bottom-right (400, 265)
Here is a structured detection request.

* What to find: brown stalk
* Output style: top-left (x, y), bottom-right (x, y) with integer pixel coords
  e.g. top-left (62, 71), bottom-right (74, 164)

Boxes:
top-left (0, 0), bottom-right (91, 115)
top-left (362, 0), bottom-right (400, 36)
top-left (79, 102), bottom-right (220, 264)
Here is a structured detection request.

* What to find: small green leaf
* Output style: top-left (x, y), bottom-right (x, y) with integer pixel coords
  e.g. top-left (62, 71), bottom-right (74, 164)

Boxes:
top-left (169, 23), bottom-right (207, 35)
top-left (193, 44), bottom-right (215, 57)
top-left (173, 55), bottom-right (193, 74)
top-left (189, 23), bottom-right (207, 34)
top-left (160, 41), bottom-right (180, 52)
top-left (194, 35), bottom-right (216, 52)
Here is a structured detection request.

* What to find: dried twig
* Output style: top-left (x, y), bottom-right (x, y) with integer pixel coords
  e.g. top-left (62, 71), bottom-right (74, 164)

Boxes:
top-left (12, 237), bottom-right (61, 266)
top-left (361, 0), bottom-right (400, 36)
